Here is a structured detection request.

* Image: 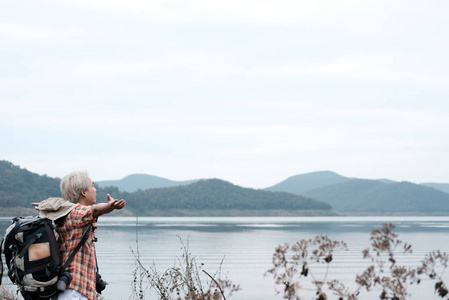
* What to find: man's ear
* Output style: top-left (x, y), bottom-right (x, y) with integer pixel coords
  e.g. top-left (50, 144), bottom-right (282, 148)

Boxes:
top-left (80, 190), bottom-right (86, 197)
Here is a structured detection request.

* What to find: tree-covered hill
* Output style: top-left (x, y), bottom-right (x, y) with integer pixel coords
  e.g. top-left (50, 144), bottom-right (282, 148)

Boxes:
top-left (0, 160), bottom-right (61, 209)
top-left (96, 174), bottom-right (200, 192)
top-left (124, 179), bottom-right (332, 214)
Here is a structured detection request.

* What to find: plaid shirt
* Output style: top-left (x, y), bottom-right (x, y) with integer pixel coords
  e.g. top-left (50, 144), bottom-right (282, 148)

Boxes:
top-left (56, 204), bottom-right (98, 300)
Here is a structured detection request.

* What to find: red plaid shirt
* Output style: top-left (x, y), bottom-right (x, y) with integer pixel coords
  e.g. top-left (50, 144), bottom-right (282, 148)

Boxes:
top-left (56, 204), bottom-right (98, 300)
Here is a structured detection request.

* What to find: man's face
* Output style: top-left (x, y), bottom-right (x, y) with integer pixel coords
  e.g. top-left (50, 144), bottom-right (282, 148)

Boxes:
top-left (82, 177), bottom-right (97, 205)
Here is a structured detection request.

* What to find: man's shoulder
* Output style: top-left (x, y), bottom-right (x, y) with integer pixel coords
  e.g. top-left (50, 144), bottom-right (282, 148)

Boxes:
top-left (68, 204), bottom-right (94, 219)
top-left (72, 203), bottom-right (92, 211)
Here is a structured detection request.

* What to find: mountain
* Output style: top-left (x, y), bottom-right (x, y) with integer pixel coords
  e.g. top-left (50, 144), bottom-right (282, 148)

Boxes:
top-left (96, 174), bottom-right (200, 192)
top-left (265, 171), bottom-right (351, 194)
top-left (267, 171), bottom-right (449, 215)
top-left (421, 183), bottom-right (449, 194)
top-left (301, 179), bottom-right (449, 215)
top-left (378, 179), bottom-right (397, 184)
top-left (124, 179), bottom-right (333, 215)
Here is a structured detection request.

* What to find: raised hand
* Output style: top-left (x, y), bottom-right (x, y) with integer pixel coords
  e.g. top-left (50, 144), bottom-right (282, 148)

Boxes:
top-left (107, 194), bottom-right (126, 210)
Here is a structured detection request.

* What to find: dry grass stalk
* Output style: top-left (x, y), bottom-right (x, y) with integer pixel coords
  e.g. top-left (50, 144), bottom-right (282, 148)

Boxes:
top-left (130, 214), bottom-right (240, 300)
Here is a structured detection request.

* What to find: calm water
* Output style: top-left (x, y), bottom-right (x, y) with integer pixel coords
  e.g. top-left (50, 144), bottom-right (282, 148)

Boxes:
top-left (1, 216), bottom-right (449, 299)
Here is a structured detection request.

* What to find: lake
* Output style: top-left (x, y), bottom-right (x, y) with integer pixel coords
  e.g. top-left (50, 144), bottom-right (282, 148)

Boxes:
top-left (1, 216), bottom-right (449, 299)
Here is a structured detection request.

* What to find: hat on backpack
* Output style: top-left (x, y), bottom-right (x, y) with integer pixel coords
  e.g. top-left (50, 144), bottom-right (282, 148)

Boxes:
top-left (37, 197), bottom-right (77, 220)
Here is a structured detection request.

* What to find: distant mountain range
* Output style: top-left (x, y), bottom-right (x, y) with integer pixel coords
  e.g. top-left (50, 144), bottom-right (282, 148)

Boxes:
top-left (98, 170), bottom-right (449, 197)
top-left (1, 160), bottom-right (449, 216)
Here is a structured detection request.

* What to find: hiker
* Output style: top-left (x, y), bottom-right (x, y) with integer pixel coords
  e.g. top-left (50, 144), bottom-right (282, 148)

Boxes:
top-left (33, 171), bottom-right (126, 300)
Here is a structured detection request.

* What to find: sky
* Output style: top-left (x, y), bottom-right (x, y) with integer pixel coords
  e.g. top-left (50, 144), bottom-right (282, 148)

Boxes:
top-left (1, 0), bottom-right (449, 189)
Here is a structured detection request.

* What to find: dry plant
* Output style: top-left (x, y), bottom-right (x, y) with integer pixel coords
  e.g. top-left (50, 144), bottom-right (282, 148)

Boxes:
top-left (130, 215), bottom-right (240, 300)
top-left (267, 223), bottom-right (449, 300)
top-left (350, 223), bottom-right (419, 300)
top-left (418, 250), bottom-right (449, 299)
top-left (265, 234), bottom-right (348, 300)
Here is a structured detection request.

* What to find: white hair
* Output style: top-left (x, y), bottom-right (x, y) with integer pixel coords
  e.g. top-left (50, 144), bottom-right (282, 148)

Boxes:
top-left (60, 171), bottom-right (90, 203)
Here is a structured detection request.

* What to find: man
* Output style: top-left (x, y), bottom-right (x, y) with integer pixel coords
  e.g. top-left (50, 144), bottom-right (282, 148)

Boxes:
top-left (35, 171), bottom-right (126, 300)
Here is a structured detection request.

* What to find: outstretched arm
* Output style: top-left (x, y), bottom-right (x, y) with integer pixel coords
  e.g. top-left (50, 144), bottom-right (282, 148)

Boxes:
top-left (91, 194), bottom-right (126, 218)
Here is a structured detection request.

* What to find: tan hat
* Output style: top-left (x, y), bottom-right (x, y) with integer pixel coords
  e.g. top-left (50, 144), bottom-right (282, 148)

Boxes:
top-left (37, 197), bottom-right (77, 220)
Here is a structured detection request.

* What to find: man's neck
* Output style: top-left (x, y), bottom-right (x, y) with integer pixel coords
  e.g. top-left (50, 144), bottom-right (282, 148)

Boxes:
top-left (79, 198), bottom-right (89, 206)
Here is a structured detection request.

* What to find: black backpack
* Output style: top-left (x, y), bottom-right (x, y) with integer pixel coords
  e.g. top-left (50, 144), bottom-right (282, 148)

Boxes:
top-left (1, 216), bottom-right (91, 300)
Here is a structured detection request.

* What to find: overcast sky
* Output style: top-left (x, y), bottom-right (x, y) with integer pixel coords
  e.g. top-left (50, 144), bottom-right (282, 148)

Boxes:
top-left (1, 0), bottom-right (448, 188)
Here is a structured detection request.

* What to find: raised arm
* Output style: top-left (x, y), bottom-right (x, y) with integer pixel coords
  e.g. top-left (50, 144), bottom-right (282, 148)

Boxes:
top-left (91, 194), bottom-right (126, 218)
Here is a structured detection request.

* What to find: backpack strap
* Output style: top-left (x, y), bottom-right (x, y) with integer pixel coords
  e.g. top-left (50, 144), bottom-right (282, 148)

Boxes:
top-left (61, 224), bottom-right (93, 272)
top-left (44, 219), bottom-right (60, 266)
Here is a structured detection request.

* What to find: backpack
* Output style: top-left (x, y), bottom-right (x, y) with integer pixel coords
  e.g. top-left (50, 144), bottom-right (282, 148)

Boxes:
top-left (1, 216), bottom-right (91, 300)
